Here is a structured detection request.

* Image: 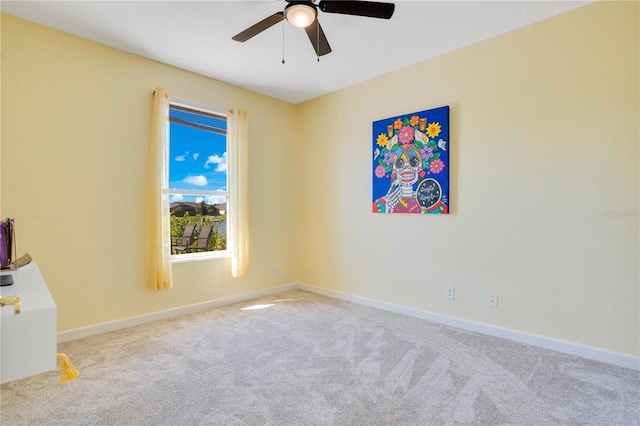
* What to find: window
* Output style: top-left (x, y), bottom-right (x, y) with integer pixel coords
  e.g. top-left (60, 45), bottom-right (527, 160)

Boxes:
top-left (168, 100), bottom-right (228, 259)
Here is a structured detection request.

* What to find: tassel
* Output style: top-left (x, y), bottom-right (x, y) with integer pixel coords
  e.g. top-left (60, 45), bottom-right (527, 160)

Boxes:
top-left (56, 353), bottom-right (79, 384)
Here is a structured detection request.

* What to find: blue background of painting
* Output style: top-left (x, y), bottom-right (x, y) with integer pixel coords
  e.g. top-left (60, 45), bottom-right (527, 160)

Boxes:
top-left (372, 105), bottom-right (450, 209)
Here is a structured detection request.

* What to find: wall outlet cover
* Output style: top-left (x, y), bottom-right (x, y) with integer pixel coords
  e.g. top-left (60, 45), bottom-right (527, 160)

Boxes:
top-left (446, 287), bottom-right (455, 300)
top-left (488, 294), bottom-right (498, 308)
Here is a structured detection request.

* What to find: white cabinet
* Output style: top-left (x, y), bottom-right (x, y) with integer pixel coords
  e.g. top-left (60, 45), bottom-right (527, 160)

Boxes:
top-left (1, 262), bottom-right (57, 384)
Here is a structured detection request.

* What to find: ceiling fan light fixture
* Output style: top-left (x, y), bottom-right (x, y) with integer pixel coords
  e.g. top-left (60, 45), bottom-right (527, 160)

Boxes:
top-left (285, 3), bottom-right (317, 28)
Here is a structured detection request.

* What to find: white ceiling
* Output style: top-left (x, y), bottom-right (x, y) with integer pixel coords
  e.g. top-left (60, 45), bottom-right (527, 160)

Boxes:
top-left (1, 0), bottom-right (592, 104)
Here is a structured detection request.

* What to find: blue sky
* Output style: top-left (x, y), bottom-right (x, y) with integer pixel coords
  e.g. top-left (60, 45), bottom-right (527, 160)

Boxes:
top-left (169, 109), bottom-right (227, 204)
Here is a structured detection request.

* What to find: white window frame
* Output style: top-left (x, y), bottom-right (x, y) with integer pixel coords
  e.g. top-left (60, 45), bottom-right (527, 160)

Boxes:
top-left (168, 96), bottom-right (229, 263)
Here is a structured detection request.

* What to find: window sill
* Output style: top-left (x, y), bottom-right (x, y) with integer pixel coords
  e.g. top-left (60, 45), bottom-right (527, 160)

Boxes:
top-left (171, 250), bottom-right (229, 264)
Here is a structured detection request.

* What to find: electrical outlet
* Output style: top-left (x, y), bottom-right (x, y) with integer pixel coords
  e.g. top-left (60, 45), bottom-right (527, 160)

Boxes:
top-left (488, 294), bottom-right (498, 308)
top-left (271, 266), bottom-right (277, 275)
top-left (445, 286), bottom-right (455, 300)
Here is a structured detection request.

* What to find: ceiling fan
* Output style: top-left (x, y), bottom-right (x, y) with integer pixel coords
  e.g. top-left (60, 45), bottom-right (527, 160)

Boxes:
top-left (232, 0), bottom-right (395, 57)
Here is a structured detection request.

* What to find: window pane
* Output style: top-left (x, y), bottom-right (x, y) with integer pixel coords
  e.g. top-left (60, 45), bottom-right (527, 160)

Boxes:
top-left (170, 194), bottom-right (227, 254)
top-left (169, 107), bottom-right (227, 192)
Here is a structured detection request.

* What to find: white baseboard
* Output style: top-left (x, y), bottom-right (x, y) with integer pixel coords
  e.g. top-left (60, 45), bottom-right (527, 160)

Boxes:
top-left (57, 283), bottom-right (298, 343)
top-left (58, 281), bottom-right (639, 371)
top-left (297, 282), bottom-right (640, 371)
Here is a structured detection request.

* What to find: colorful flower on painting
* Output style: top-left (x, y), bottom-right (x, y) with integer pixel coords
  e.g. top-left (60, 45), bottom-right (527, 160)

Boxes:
top-left (393, 118), bottom-right (403, 130)
top-left (383, 150), bottom-right (395, 166)
top-left (376, 133), bottom-right (388, 147)
top-left (375, 165), bottom-right (386, 178)
top-left (398, 126), bottom-right (414, 144)
top-left (427, 122), bottom-right (441, 138)
top-left (410, 115), bottom-right (420, 127)
top-left (417, 145), bottom-right (434, 160)
top-left (429, 158), bottom-right (445, 174)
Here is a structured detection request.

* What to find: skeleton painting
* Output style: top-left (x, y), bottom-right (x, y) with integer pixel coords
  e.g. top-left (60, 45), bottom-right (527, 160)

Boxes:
top-left (372, 106), bottom-right (449, 214)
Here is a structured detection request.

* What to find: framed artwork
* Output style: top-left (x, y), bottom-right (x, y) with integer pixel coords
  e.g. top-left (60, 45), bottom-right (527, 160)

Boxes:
top-left (372, 106), bottom-right (450, 214)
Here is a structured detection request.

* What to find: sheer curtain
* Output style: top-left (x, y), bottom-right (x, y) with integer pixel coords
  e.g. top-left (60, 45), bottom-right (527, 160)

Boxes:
top-left (147, 87), bottom-right (173, 290)
top-left (227, 108), bottom-right (250, 277)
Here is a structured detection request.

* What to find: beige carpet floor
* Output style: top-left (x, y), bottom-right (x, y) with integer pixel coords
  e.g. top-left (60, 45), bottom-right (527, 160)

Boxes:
top-left (1, 289), bottom-right (638, 425)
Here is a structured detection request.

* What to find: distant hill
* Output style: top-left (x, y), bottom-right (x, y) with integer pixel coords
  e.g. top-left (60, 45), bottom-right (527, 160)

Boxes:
top-left (170, 202), bottom-right (224, 217)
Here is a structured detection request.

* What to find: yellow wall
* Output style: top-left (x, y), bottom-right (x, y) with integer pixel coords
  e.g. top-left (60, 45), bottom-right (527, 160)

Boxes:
top-left (1, 14), bottom-right (299, 331)
top-left (296, 1), bottom-right (639, 356)
top-left (2, 1), bottom-right (638, 357)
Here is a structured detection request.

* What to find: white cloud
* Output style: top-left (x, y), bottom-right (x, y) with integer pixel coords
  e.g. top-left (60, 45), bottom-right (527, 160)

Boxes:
top-left (204, 152), bottom-right (227, 172)
top-left (193, 153), bottom-right (199, 160)
top-left (195, 197), bottom-right (204, 203)
top-left (183, 175), bottom-right (208, 186)
top-left (205, 195), bottom-right (226, 205)
top-left (170, 194), bottom-right (184, 202)
top-left (175, 151), bottom-right (189, 162)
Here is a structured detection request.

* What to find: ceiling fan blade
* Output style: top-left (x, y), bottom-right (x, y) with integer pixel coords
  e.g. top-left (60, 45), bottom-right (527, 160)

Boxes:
top-left (305, 20), bottom-right (332, 57)
top-left (232, 12), bottom-right (284, 42)
top-left (319, 1), bottom-right (395, 19)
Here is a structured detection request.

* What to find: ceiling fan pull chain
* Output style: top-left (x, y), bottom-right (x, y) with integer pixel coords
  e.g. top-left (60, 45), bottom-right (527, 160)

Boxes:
top-left (316, 21), bottom-right (320, 62)
top-left (282, 19), bottom-right (286, 64)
